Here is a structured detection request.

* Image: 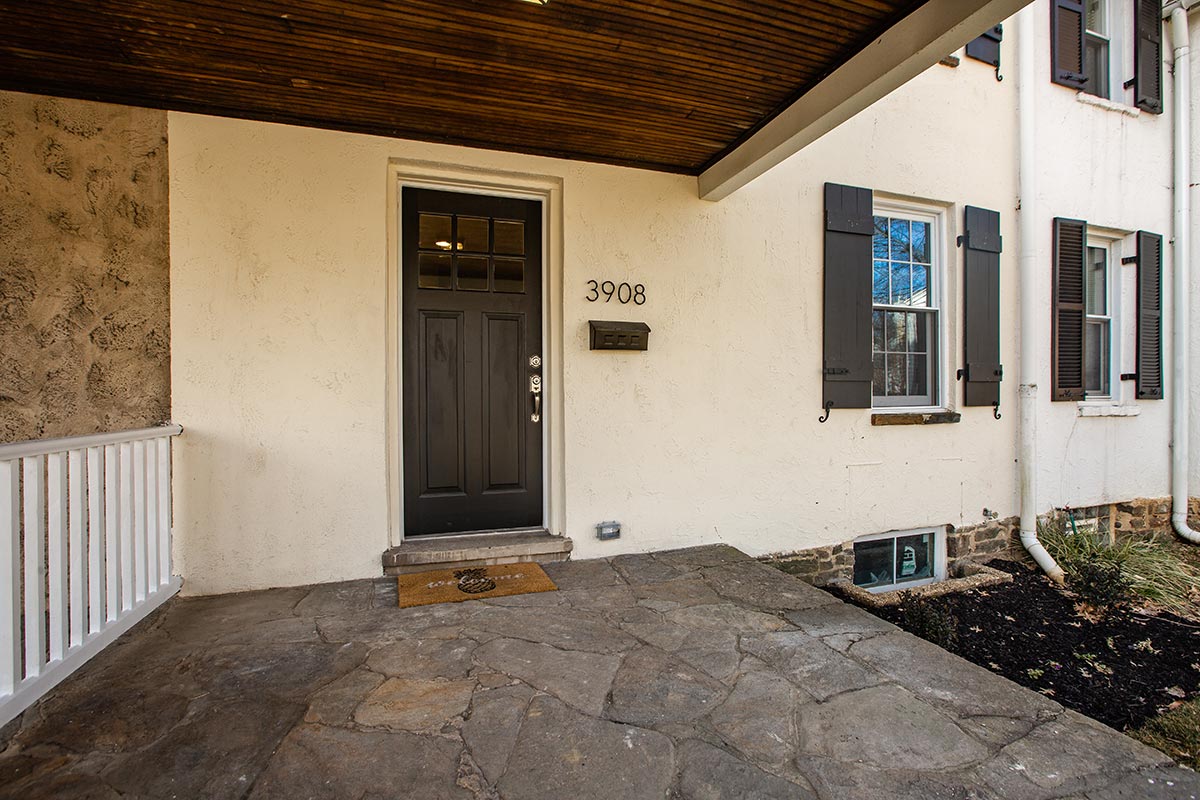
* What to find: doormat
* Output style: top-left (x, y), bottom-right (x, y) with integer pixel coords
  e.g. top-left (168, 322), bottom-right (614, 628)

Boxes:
top-left (397, 563), bottom-right (558, 608)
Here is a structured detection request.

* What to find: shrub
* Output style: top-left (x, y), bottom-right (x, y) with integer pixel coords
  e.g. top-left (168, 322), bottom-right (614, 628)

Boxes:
top-left (1039, 511), bottom-right (1200, 619)
top-left (1068, 559), bottom-right (1132, 612)
top-left (899, 591), bottom-right (958, 650)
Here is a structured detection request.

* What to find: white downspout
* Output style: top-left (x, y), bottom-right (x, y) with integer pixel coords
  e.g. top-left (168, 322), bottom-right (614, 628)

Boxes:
top-left (1017, 6), bottom-right (1066, 581)
top-left (1169, 5), bottom-right (1200, 543)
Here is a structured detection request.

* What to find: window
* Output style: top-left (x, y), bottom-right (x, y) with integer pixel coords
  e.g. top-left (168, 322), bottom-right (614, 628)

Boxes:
top-left (1051, 0), bottom-right (1163, 114)
top-left (871, 208), bottom-right (940, 407)
top-left (1085, 241), bottom-right (1111, 397)
top-left (853, 527), bottom-right (945, 592)
top-left (1082, 0), bottom-right (1110, 99)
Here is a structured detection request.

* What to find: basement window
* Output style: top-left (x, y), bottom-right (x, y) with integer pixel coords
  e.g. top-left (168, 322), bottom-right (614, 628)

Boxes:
top-left (853, 527), bottom-right (946, 592)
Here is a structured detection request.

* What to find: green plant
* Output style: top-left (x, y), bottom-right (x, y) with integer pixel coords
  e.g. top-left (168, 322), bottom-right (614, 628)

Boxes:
top-left (1130, 698), bottom-right (1200, 770)
top-left (1038, 512), bottom-right (1200, 619)
top-left (898, 591), bottom-right (958, 650)
top-left (1068, 559), bottom-right (1132, 612)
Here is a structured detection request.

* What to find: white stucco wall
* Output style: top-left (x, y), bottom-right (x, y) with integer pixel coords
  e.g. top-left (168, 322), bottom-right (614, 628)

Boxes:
top-left (170, 5), bottom-right (1181, 594)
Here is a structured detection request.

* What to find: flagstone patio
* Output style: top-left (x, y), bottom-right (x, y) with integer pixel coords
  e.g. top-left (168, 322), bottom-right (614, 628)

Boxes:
top-left (1, 544), bottom-right (1197, 799)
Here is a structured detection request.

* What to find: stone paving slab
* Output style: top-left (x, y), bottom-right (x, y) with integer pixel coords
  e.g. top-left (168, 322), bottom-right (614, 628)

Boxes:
top-left (1, 543), bottom-right (1198, 799)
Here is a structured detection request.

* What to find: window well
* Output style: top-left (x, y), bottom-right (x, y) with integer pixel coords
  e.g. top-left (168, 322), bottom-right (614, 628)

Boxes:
top-left (853, 527), bottom-right (945, 592)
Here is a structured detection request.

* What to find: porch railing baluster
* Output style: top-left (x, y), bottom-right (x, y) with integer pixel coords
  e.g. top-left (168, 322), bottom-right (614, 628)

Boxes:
top-left (0, 425), bottom-right (182, 728)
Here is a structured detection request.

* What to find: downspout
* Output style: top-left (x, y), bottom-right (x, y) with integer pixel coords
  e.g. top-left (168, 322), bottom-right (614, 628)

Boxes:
top-left (1168, 5), bottom-right (1200, 543)
top-left (1017, 6), bottom-right (1066, 581)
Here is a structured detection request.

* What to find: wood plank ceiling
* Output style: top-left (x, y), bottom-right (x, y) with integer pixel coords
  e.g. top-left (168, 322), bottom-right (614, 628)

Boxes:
top-left (0, 1), bottom-right (927, 174)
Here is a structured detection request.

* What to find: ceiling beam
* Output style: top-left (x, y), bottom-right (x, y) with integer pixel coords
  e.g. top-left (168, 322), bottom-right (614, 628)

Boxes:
top-left (697, 0), bottom-right (1035, 201)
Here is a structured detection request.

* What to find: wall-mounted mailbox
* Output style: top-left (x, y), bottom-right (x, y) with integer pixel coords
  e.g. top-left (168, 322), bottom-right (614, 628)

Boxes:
top-left (589, 320), bottom-right (651, 351)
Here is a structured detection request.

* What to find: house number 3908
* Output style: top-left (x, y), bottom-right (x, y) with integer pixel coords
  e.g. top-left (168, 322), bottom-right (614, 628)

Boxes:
top-left (586, 280), bottom-right (646, 305)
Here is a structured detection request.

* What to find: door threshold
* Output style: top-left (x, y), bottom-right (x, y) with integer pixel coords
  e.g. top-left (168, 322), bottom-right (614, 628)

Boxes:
top-left (412, 526), bottom-right (549, 541)
top-left (382, 528), bottom-right (572, 575)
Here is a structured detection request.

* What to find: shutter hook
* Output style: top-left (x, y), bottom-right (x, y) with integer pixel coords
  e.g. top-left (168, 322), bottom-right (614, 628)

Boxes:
top-left (818, 401), bottom-right (833, 424)
top-left (994, 64), bottom-right (1003, 82)
top-left (992, 400), bottom-right (1002, 420)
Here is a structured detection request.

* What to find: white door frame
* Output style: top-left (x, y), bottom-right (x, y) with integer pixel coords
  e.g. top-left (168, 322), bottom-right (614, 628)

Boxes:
top-left (385, 159), bottom-right (566, 546)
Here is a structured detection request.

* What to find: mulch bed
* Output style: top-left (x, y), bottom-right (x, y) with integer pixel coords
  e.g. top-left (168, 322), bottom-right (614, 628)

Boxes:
top-left (844, 559), bottom-right (1200, 731)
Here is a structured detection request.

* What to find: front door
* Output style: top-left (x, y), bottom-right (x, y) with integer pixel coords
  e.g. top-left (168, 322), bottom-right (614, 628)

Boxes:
top-left (402, 188), bottom-right (543, 536)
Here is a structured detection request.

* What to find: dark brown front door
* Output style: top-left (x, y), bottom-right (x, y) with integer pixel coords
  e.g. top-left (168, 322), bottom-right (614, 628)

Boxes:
top-left (402, 188), bottom-right (543, 536)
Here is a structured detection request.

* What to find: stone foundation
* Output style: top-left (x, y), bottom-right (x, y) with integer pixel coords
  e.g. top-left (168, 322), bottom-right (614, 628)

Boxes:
top-left (763, 497), bottom-right (1199, 588)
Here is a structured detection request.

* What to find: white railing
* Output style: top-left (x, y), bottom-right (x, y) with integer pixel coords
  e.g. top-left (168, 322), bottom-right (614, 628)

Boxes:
top-left (0, 424), bottom-right (183, 727)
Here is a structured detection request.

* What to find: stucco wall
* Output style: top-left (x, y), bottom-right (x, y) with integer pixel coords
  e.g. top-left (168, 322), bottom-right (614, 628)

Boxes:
top-left (0, 91), bottom-right (171, 443)
top-left (168, 7), bottom-right (1179, 595)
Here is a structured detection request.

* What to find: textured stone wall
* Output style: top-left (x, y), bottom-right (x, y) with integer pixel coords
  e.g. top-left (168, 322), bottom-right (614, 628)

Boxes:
top-left (0, 91), bottom-right (170, 443)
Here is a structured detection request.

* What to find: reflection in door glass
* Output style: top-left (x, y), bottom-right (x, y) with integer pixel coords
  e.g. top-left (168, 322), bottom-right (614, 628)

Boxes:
top-left (417, 253), bottom-right (452, 289)
top-left (494, 220), bottom-right (525, 255)
top-left (494, 258), bottom-right (524, 293)
top-left (457, 256), bottom-right (489, 291)
top-left (418, 214), bottom-right (452, 250)
top-left (458, 217), bottom-right (489, 252)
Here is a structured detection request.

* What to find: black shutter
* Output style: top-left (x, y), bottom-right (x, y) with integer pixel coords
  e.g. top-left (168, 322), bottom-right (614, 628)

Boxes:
top-left (1134, 0), bottom-right (1163, 114)
top-left (1052, 218), bottom-right (1087, 401)
top-left (823, 183), bottom-right (874, 410)
top-left (1136, 231), bottom-right (1164, 399)
top-left (962, 206), bottom-right (1003, 407)
top-left (1051, 0), bottom-right (1087, 88)
top-left (965, 25), bottom-right (1003, 70)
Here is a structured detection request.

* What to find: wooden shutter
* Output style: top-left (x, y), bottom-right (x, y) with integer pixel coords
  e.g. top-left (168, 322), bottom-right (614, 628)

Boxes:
top-left (962, 206), bottom-right (1003, 407)
top-left (1052, 218), bottom-right (1087, 401)
top-left (1134, 0), bottom-right (1163, 114)
top-left (965, 25), bottom-right (1003, 70)
top-left (1051, 0), bottom-right (1087, 88)
top-left (823, 183), bottom-right (874, 410)
top-left (1136, 231), bottom-right (1164, 399)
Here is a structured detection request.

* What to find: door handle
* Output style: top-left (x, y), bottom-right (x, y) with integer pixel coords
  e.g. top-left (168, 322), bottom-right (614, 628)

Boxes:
top-left (530, 374), bottom-right (542, 423)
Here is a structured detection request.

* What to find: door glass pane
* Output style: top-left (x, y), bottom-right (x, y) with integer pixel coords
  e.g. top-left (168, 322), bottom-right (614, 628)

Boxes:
top-left (1086, 246), bottom-right (1107, 314)
top-left (494, 258), bottom-right (524, 293)
top-left (418, 253), bottom-right (452, 289)
top-left (458, 217), bottom-right (489, 252)
top-left (895, 533), bottom-right (934, 583)
top-left (419, 214), bottom-right (453, 250)
top-left (854, 539), bottom-right (894, 588)
top-left (457, 256), bottom-right (489, 291)
top-left (494, 220), bottom-right (525, 255)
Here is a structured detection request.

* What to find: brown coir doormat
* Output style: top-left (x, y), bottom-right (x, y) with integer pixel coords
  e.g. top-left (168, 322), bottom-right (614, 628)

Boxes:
top-left (397, 563), bottom-right (558, 608)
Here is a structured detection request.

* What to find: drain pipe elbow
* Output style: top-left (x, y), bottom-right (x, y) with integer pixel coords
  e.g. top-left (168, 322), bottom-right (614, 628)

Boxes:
top-left (1169, 6), bottom-right (1200, 544)
top-left (1020, 527), bottom-right (1066, 584)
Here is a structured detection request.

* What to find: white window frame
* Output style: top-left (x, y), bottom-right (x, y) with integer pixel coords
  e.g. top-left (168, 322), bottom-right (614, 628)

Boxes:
top-left (1079, 229), bottom-right (1127, 408)
top-left (870, 199), bottom-right (948, 413)
top-left (852, 526), bottom-right (947, 593)
top-left (1079, 0), bottom-right (1135, 108)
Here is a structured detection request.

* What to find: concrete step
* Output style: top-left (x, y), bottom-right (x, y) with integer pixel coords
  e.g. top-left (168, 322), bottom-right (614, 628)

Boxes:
top-left (382, 528), bottom-right (573, 576)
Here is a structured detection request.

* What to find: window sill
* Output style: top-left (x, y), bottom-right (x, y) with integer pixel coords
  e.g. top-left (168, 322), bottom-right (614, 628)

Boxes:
top-left (871, 411), bottom-right (961, 426)
top-left (1075, 92), bottom-right (1141, 118)
top-left (1076, 403), bottom-right (1141, 417)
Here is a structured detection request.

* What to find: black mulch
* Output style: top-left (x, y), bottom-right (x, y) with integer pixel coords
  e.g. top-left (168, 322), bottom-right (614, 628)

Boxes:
top-left (842, 559), bottom-right (1200, 731)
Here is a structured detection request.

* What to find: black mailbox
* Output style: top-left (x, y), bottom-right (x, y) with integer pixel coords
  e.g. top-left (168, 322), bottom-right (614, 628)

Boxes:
top-left (589, 320), bottom-right (651, 351)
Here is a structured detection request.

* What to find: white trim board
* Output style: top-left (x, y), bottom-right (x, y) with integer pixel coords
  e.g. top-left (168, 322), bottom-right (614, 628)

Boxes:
top-left (385, 160), bottom-right (566, 548)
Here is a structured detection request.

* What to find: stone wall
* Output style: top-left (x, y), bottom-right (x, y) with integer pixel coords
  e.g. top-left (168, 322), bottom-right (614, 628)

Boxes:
top-left (764, 498), bottom-right (1198, 587)
top-left (0, 91), bottom-right (170, 443)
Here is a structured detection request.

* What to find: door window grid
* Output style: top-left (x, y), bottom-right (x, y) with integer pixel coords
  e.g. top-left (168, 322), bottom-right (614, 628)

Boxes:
top-left (871, 211), bottom-right (939, 408)
top-left (1085, 242), bottom-right (1112, 398)
top-left (416, 213), bottom-right (525, 293)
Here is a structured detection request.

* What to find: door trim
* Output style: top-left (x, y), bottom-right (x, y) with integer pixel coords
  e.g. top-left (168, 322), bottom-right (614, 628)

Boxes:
top-left (386, 160), bottom-right (565, 547)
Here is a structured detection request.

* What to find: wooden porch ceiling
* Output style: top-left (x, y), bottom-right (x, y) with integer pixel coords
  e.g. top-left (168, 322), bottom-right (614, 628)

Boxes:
top-left (0, 0), bottom-right (926, 174)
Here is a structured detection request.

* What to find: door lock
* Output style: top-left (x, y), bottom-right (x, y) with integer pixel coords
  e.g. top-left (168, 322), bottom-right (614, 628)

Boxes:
top-left (529, 374), bottom-right (542, 423)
